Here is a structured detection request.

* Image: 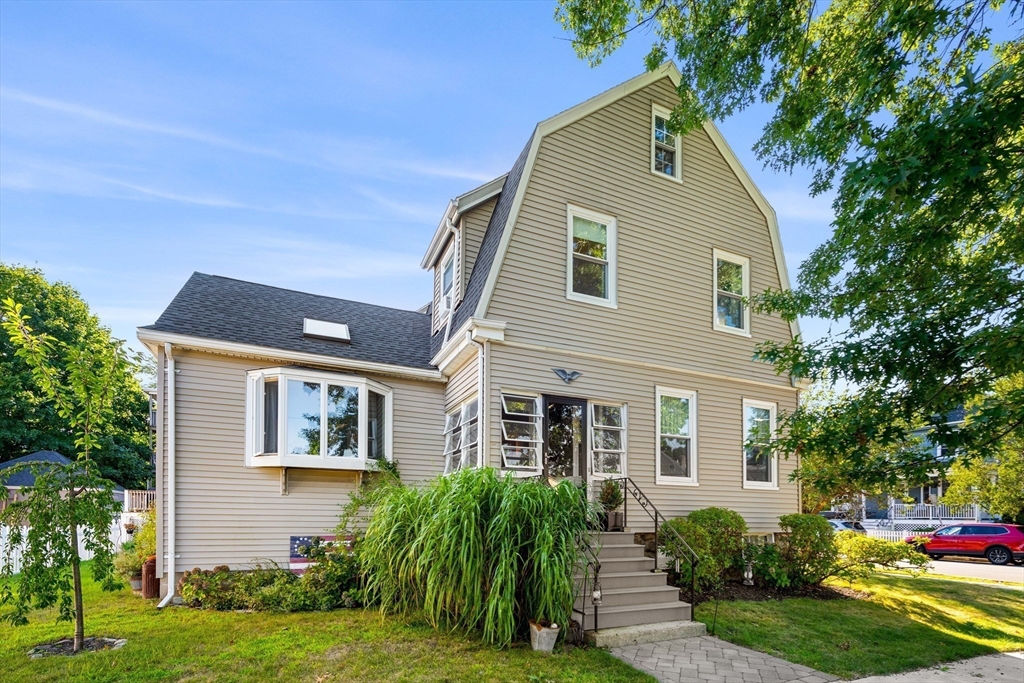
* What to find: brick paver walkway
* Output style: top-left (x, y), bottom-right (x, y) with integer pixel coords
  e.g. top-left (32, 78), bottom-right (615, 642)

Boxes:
top-left (611, 635), bottom-right (839, 683)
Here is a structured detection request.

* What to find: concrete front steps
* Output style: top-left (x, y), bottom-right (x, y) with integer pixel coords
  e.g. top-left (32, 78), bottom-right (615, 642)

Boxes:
top-left (576, 531), bottom-right (702, 645)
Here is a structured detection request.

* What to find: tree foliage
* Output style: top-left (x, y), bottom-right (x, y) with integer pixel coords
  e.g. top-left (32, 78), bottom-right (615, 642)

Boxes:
top-left (0, 298), bottom-right (128, 650)
top-left (557, 0), bottom-right (1024, 485)
top-left (0, 264), bottom-right (152, 488)
top-left (943, 374), bottom-right (1024, 523)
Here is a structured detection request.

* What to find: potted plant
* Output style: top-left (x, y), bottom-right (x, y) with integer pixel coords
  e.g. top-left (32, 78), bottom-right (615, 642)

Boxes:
top-left (114, 546), bottom-right (144, 593)
top-left (599, 479), bottom-right (624, 531)
top-left (529, 619), bottom-right (561, 652)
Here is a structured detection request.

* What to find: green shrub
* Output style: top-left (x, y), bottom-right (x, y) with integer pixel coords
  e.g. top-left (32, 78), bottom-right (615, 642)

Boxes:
top-left (659, 507), bottom-right (748, 593)
top-left (359, 467), bottom-right (598, 648)
top-left (832, 531), bottom-right (929, 581)
top-left (113, 511), bottom-right (156, 581)
top-left (773, 513), bottom-right (837, 587)
top-left (177, 539), bottom-right (362, 612)
top-left (746, 542), bottom-right (791, 588)
top-left (598, 479), bottom-right (623, 511)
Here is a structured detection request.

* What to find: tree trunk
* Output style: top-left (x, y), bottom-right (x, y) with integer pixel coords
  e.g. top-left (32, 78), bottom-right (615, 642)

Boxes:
top-left (69, 504), bottom-right (85, 652)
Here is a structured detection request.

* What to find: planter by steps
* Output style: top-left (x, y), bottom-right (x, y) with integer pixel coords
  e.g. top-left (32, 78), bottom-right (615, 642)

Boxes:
top-left (529, 620), bottom-right (560, 652)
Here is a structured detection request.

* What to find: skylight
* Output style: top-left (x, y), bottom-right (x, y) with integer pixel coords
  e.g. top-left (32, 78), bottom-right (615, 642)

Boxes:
top-left (303, 318), bottom-right (350, 343)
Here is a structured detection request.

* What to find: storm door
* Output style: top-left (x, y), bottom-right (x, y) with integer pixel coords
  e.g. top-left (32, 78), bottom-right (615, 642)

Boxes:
top-left (543, 395), bottom-right (587, 484)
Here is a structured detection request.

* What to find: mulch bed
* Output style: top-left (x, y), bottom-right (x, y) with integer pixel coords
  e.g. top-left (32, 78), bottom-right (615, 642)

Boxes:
top-left (28, 637), bottom-right (127, 658)
top-left (688, 581), bottom-right (869, 604)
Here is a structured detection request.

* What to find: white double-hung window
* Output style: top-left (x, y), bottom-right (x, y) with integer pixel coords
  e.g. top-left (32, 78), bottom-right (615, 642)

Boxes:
top-left (651, 104), bottom-right (682, 181)
top-left (591, 403), bottom-right (626, 476)
top-left (567, 205), bottom-right (617, 307)
top-left (443, 398), bottom-right (479, 475)
top-left (439, 251), bottom-right (455, 317)
top-left (743, 399), bottom-right (777, 489)
top-left (500, 394), bottom-right (542, 473)
top-left (713, 249), bottom-right (750, 335)
top-left (657, 387), bottom-right (697, 485)
top-left (245, 367), bottom-right (392, 470)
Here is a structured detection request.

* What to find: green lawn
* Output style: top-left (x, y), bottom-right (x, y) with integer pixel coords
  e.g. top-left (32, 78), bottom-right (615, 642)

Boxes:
top-left (0, 567), bottom-right (652, 683)
top-left (695, 574), bottom-right (1024, 680)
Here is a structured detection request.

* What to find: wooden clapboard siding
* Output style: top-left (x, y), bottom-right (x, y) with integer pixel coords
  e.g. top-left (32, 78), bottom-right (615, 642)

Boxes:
top-left (159, 349), bottom-right (444, 571)
top-left (461, 197), bottom-right (496, 288)
top-left (485, 77), bottom-right (793, 387)
top-left (486, 344), bottom-right (798, 532)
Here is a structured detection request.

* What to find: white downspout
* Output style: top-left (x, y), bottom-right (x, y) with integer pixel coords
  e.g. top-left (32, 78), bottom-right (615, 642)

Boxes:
top-left (157, 343), bottom-right (176, 608)
top-left (466, 331), bottom-right (487, 467)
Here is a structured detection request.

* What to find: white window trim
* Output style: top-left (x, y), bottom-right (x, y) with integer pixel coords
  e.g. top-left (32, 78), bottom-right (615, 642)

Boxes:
top-left (589, 401), bottom-right (627, 479)
top-left (499, 392), bottom-right (543, 476)
top-left (651, 103), bottom-right (683, 183)
top-left (566, 204), bottom-right (618, 309)
top-left (655, 386), bottom-right (698, 486)
top-left (713, 248), bottom-right (752, 337)
top-left (742, 398), bottom-right (778, 490)
top-left (244, 367), bottom-right (393, 471)
top-left (443, 396), bottom-right (481, 475)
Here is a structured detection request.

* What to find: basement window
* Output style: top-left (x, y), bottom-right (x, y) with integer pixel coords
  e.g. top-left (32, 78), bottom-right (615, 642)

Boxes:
top-left (246, 367), bottom-right (392, 470)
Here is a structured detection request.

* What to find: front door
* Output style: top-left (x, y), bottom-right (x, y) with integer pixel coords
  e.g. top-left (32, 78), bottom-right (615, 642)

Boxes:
top-left (543, 395), bottom-right (587, 484)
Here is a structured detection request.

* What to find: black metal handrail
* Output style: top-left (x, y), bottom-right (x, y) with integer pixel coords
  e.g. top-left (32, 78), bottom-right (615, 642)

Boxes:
top-left (609, 476), bottom-right (700, 616)
top-left (571, 530), bottom-right (601, 634)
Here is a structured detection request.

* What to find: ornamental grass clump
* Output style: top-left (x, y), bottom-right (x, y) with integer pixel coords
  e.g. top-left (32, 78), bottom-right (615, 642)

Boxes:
top-left (359, 468), bottom-right (598, 647)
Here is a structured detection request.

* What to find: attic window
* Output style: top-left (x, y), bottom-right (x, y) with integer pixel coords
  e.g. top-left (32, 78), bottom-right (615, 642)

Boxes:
top-left (651, 104), bottom-right (682, 182)
top-left (303, 318), bottom-right (350, 343)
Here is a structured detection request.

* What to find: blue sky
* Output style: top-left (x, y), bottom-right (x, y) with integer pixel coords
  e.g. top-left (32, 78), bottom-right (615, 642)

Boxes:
top-left (0, 1), bottom-right (839, 352)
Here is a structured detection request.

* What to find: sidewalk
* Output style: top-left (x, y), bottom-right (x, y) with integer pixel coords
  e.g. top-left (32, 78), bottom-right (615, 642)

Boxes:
top-left (852, 652), bottom-right (1024, 682)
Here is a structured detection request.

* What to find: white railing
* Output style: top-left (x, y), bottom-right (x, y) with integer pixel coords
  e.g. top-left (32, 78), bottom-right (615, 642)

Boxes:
top-left (867, 528), bottom-right (913, 542)
top-left (888, 503), bottom-right (981, 521)
top-left (125, 489), bottom-right (156, 512)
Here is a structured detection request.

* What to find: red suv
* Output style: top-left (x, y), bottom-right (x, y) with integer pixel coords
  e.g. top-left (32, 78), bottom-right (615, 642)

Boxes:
top-left (907, 523), bottom-right (1024, 565)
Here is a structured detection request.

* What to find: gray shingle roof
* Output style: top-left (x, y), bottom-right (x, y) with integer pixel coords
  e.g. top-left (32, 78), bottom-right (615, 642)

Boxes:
top-left (432, 133), bottom-right (534, 357)
top-left (143, 273), bottom-right (435, 370)
top-left (1, 451), bottom-right (71, 487)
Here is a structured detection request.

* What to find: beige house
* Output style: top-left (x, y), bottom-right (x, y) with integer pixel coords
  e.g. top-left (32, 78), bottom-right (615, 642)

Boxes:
top-left (139, 64), bottom-right (802, 607)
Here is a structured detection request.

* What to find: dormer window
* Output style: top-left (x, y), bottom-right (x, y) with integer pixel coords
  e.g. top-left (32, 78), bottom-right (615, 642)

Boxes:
top-left (440, 253), bottom-right (454, 316)
top-left (651, 104), bottom-right (682, 182)
top-left (245, 367), bottom-right (392, 470)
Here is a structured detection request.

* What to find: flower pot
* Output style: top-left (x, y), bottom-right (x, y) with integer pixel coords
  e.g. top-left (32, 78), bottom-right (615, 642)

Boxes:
top-left (529, 620), bottom-right (560, 653)
top-left (129, 575), bottom-right (143, 593)
top-left (606, 511), bottom-right (625, 532)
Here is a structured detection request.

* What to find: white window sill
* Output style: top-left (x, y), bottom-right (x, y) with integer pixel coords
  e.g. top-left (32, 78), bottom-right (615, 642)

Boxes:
top-left (651, 169), bottom-right (684, 184)
top-left (743, 482), bottom-right (779, 491)
top-left (656, 477), bottom-right (699, 487)
top-left (567, 291), bottom-right (618, 309)
top-left (714, 323), bottom-right (752, 338)
top-left (248, 454), bottom-right (385, 471)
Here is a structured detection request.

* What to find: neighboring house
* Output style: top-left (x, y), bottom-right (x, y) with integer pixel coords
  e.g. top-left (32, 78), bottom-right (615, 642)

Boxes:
top-left (139, 64), bottom-right (803, 603)
top-left (0, 450), bottom-right (126, 512)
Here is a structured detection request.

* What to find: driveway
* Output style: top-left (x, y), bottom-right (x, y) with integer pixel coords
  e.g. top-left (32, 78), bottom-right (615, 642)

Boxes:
top-left (926, 558), bottom-right (1024, 584)
top-left (852, 652), bottom-right (1023, 682)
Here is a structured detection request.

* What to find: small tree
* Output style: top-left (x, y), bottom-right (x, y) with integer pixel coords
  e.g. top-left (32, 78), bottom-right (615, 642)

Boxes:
top-left (0, 299), bottom-right (127, 652)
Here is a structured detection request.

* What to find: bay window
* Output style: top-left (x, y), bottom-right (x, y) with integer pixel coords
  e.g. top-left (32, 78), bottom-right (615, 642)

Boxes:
top-left (246, 367), bottom-right (392, 470)
top-left (657, 387), bottom-right (697, 485)
top-left (590, 403), bottom-right (626, 476)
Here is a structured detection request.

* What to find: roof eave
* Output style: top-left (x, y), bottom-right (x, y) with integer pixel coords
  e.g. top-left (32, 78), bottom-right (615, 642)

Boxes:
top-left (420, 174), bottom-right (508, 270)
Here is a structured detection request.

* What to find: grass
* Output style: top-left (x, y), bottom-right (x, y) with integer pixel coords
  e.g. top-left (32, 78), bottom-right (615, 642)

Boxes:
top-left (0, 565), bottom-right (653, 683)
top-left (695, 574), bottom-right (1024, 680)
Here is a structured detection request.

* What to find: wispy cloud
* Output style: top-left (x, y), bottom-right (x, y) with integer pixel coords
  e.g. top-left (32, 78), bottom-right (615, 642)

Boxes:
top-left (356, 187), bottom-right (439, 222)
top-left (1, 87), bottom-right (501, 183)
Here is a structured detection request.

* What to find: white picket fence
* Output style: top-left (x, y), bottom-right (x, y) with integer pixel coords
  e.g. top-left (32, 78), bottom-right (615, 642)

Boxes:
top-left (866, 528), bottom-right (913, 542)
top-left (1, 512), bottom-right (140, 575)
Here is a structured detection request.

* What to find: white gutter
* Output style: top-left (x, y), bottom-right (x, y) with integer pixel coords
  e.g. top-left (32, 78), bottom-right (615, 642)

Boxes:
top-left (466, 331), bottom-right (487, 467)
top-left (157, 342), bottom-right (176, 608)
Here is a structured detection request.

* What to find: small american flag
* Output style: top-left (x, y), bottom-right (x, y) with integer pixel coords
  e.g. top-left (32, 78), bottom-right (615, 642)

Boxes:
top-left (289, 535), bottom-right (336, 574)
